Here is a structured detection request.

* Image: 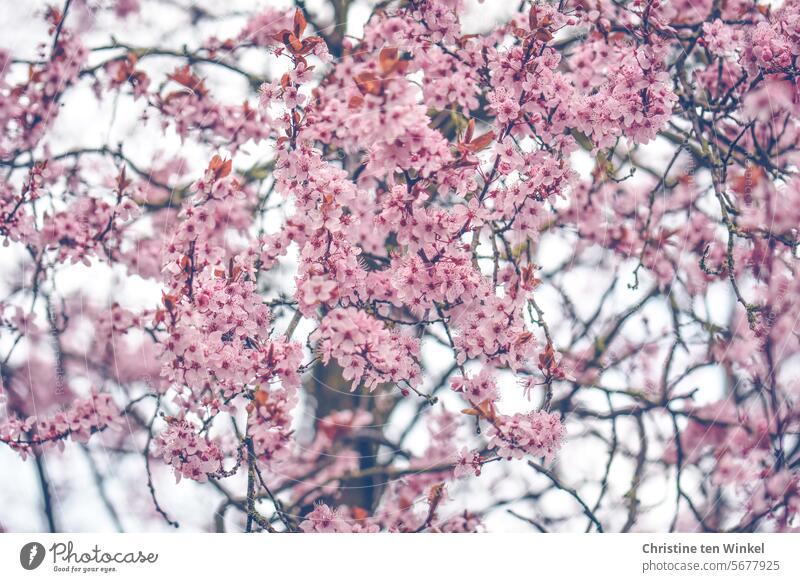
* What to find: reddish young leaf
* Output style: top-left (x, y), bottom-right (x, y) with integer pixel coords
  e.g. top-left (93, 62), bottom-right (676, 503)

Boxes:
top-left (207, 155), bottom-right (232, 180)
top-left (378, 47), bottom-right (399, 74)
top-left (293, 8), bottom-right (307, 38)
top-left (465, 130), bottom-right (496, 153)
top-left (464, 118), bottom-right (475, 143)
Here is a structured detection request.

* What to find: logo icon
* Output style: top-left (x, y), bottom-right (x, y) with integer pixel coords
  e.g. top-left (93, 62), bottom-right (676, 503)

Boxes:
top-left (20, 542), bottom-right (46, 570)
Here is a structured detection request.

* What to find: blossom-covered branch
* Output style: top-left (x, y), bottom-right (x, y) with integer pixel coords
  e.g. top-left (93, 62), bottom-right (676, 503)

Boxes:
top-left (1, 0), bottom-right (799, 533)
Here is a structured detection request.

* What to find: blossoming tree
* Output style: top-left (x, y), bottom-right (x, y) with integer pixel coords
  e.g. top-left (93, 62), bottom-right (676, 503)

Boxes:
top-left (1, 0), bottom-right (799, 533)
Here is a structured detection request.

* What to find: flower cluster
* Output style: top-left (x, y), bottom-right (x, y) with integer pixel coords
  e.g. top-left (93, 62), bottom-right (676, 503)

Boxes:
top-left (453, 293), bottom-right (537, 371)
top-left (487, 410), bottom-right (565, 462)
top-left (0, 22), bottom-right (86, 155)
top-left (454, 447), bottom-right (484, 479)
top-left (311, 307), bottom-right (421, 391)
top-left (159, 267), bottom-right (272, 392)
top-left (298, 504), bottom-right (380, 533)
top-left (0, 391), bottom-right (121, 460)
top-left (2, 0), bottom-right (800, 534)
top-left (152, 417), bottom-right (224, 483)
top-left (157, 66), bottom-right (272, 151)
top-left (450, 369), bottom-right (499, 404)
